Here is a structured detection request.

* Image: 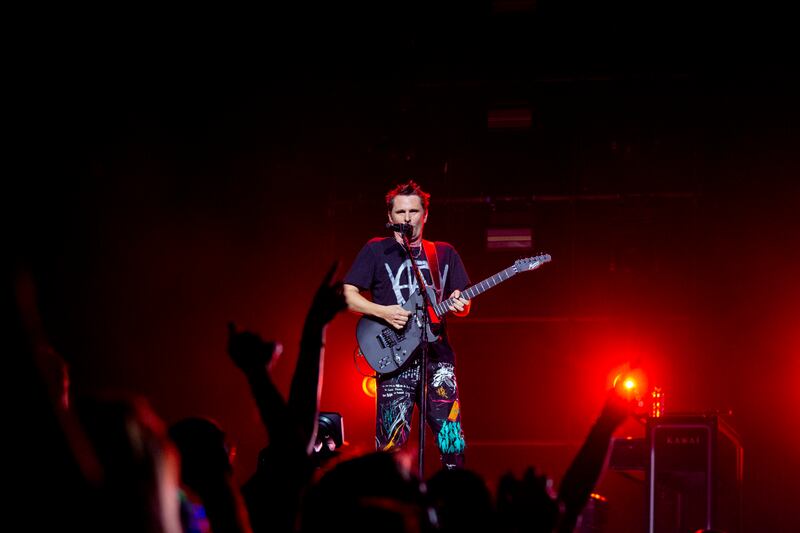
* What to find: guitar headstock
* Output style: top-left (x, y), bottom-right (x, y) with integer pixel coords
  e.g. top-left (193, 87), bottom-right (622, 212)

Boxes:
top-left (514, 253), bottom-right (552, 272)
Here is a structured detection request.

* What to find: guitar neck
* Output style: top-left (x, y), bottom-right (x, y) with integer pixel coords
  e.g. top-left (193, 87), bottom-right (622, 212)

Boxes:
top-left (433, 266), bottom-right (518, 317)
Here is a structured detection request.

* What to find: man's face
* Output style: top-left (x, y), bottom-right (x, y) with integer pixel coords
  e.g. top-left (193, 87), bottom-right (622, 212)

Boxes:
top-left (388, 194), bottom-right (428, 242)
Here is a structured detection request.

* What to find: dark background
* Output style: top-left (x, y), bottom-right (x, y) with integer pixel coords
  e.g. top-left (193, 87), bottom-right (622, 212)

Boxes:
top-left (13, 3), bottom-right (799, 531)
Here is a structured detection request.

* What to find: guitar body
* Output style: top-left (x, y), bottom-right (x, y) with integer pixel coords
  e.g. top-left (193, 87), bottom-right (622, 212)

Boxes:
top-left (356, 285), bottom-right (440, 374)
top-left (356, 253), bottom-right (551, 374)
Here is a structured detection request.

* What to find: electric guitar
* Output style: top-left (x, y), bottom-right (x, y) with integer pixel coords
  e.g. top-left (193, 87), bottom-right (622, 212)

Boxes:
top-left (357, 253), bottom-right (551, 374)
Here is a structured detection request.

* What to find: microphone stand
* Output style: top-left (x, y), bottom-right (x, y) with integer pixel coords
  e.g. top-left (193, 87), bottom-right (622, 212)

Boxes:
top-left (400, 230), bottom-right (433, 480)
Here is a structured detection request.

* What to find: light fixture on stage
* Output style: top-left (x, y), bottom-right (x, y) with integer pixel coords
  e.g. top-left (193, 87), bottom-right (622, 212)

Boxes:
top-left (486, 227), bottom-right (533, 250)
top-left (362, 376), bottom-right (377, 398)
top-left (610, 364), bottom-right (647, 394)
top-left (610, 367), bottom-right (649, 414)
top-left (612, 372), bottom-right (638, 398)
top-left (650, 386), bottom-right (665, 418)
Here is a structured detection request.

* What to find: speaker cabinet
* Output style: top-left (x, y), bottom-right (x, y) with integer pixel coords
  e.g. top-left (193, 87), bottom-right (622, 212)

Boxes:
top-left (647, 413), bottom-right (743, 533)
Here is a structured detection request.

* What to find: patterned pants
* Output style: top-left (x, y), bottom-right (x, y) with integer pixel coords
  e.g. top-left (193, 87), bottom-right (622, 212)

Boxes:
top-left (375, 352), bottom-right (466, 469)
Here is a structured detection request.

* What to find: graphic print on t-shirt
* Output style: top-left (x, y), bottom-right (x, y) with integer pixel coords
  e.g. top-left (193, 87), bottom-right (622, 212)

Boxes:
top-left (384, 258), bottom-right (449, 306)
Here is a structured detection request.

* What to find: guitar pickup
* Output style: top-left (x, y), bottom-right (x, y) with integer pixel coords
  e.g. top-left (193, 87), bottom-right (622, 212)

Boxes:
top-left (380, 328), bottom-right (397, 348)
top-left (380, 328), bottom-right (405, 346)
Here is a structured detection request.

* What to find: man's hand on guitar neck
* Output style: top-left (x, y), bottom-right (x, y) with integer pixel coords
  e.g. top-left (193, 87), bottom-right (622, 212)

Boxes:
top-left (447, 289), bottom-right (471, 317)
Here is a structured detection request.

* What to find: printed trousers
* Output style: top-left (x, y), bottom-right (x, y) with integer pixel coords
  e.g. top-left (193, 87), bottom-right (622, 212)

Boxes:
top-left (375, 352), bottom-right (466, 469)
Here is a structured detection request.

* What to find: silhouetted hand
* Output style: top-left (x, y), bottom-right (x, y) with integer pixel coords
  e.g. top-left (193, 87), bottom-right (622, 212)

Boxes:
top-left (599, 388), bottom-right (634, 428)
top-left (304, 260), bottom-right (347, 329)
top-left (497, 466), bottom-right (562, 533)
top-left (227, 323), bottom-right (283, 373)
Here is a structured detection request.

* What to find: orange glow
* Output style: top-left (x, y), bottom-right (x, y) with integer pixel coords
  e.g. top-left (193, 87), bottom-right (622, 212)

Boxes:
top-left (362, 376), bottom-right (377, 398)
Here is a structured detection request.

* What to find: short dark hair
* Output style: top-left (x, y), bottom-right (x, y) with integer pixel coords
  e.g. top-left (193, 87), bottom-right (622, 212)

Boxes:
top-left (385, 180), bottom-right (430, 212)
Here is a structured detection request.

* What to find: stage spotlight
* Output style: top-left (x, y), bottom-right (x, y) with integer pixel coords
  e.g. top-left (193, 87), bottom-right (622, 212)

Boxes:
top-left (314, 412), bottom-right (345, 456)
top-left (611, 367), bottom-right (648, 398)
top-left (610, 369), bottom-right (651, 417)
top-left (362, 376), bottom-right (377, 398)
top-left (612, 372), bottom-right (639, 398)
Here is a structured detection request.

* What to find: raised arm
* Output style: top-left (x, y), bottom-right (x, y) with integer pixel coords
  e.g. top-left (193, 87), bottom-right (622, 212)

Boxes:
top-left (555, 391), bottom-right (630, 533)
top-left (227, 323), bottom-right (291, 445)
top-left (234, 263), bottom-right (345, 533)
top-left (288, 261), bottom-right (347, 455)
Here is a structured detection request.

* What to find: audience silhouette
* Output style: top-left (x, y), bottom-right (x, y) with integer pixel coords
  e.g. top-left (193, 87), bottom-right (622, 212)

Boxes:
top-left (169, 416), bottom-right (252, 533)
top-left (231, 261), bottom-right (346, 533)
top-left (14, 255), bottom-right (640, 533)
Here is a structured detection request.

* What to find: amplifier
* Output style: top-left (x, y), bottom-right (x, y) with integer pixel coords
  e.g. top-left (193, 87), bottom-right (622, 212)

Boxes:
top-left (646, 413), bottom-right (743, 533)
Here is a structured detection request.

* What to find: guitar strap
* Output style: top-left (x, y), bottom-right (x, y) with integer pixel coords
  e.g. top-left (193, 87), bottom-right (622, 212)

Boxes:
top-left (422, 239), bottom-right (442, 304)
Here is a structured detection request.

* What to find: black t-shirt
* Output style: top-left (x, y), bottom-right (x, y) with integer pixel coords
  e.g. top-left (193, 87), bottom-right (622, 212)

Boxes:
top-left (344, 237), bottom-right (470, 363)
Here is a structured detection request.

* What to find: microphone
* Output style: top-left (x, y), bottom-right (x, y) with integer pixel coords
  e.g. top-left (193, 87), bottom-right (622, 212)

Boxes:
top-left (386, 222), bottom-right (413, 236)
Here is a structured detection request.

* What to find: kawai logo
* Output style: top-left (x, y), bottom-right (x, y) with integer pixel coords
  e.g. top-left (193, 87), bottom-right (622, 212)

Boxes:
top-left (665, 436), bottom-right (702, 445)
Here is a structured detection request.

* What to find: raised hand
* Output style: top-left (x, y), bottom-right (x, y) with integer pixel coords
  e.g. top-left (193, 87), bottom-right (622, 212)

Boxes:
top-left (227, 322), bottom-right (283, 373)
top-left (497, 466), bottom-right (563, 533)
top-left (305, 260), bottom-right (347, 328)
top-left (600, 387), bottom-right (633, 428)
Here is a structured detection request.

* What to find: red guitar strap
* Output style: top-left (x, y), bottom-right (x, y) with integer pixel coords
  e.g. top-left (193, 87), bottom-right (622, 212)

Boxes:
top-left (422, 239), bottom-right (442, 304)
top-left (421, 239), bottom-right (443, 325)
